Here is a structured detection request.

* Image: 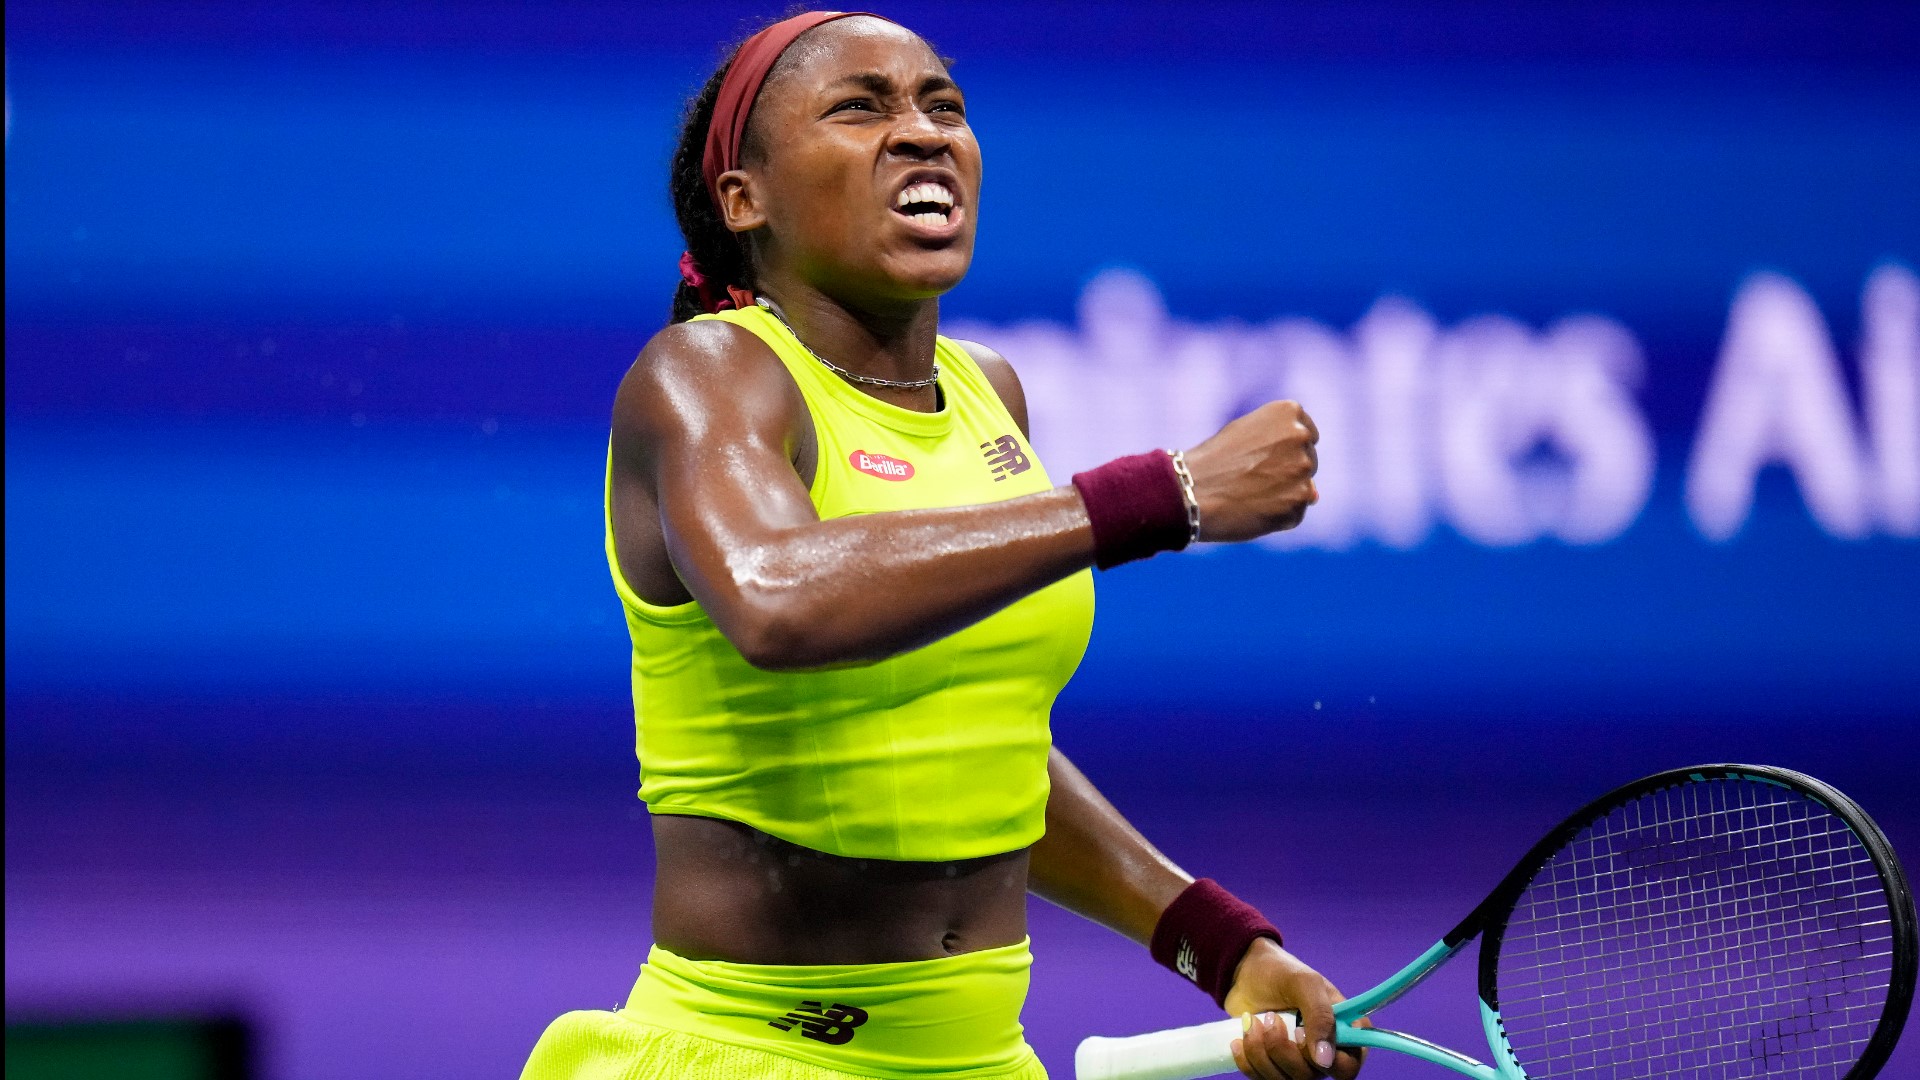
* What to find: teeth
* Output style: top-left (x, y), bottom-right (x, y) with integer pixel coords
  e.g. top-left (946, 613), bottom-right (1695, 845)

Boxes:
top-left (912, 211), bottom-right (949, 226)
top-left (894, 182), bottom-right (955, 209)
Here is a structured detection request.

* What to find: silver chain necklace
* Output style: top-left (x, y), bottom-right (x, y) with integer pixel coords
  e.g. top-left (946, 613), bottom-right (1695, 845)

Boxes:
top-left (756, 298), bottom-right (941, 391)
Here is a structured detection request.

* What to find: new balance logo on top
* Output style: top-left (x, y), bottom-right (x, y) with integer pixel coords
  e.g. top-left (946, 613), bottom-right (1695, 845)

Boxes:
top-left (769, 1001), bottom-right (870, 1046)
top-left (980, 434), bottom-right (1030, 480)
top-left (1175, 937), bottom-right (1199, 983)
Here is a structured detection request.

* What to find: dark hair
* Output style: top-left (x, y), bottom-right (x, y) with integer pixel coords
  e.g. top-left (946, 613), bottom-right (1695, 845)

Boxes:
top-left (668, 55), bottom-right (750, 325)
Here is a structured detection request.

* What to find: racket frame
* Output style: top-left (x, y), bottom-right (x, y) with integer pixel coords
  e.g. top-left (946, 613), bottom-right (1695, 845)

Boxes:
top-left (1464, 764), bottom-right (1917, 1080)
top-left (1074, 763), bottom-right (1916, 1080)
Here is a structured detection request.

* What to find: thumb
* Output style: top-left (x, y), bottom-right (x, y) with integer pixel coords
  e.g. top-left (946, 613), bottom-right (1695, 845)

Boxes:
top-left (1298, 993), bottom-right (1337, 1075)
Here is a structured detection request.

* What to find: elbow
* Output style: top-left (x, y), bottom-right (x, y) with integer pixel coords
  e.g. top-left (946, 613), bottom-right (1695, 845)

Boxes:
top-left (735, 623), bottom-right (811, 672)
top-left (728, 595), bottom-right (826, 672)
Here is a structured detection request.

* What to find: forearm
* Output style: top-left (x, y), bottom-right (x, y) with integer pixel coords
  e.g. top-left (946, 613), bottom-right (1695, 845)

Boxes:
top-left (676, 486), bottom-right (1097, 670)
top-left (1028, 747), bottom-right (1192, 943)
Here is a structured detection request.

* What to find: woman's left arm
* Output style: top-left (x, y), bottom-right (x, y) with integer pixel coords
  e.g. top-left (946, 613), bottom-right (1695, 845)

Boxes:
top-left (1027, 747), bottom-right (1188, 939)
top-left (1032, 749), bottom-right (1366, 1080)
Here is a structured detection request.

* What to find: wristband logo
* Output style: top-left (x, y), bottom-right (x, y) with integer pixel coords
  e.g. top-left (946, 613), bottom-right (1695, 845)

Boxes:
top-left (850, 449), bottom-right (915, 481)
top-left (1176, 937), bottom-right (1199, 983)
top-left (769, 1000), bottom-right (870, 1046)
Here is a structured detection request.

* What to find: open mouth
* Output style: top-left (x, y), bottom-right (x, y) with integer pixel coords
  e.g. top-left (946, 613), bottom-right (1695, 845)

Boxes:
top-left (892, 181), bottom-right (955, 227)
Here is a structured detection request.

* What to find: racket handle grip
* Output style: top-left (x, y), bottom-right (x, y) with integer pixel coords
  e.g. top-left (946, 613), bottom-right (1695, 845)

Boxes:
top-left (1075, 1014), bottom-right (1298, 1080)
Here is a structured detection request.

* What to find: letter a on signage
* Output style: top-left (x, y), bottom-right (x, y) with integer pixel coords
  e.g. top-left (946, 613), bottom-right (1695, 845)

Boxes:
top-left (1686, 273), bottom-right (1871, 541)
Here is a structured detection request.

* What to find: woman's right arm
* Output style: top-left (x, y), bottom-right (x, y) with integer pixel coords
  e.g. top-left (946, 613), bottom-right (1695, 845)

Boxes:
top-left (610, 323), bottom-right (1317, 670)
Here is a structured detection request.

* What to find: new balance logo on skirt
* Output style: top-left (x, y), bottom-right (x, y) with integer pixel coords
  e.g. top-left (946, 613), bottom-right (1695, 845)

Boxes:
top-left (769, 1000), bottom-right (870, 1045)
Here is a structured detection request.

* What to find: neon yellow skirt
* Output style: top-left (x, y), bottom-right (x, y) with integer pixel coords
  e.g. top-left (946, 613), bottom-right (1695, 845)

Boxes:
top-left (520, 939), bottom-right (1048, 1080)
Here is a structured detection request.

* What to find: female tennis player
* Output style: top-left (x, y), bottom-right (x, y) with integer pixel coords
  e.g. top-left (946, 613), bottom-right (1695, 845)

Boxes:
top-left (521, 12), bottom-right (1359, 1080)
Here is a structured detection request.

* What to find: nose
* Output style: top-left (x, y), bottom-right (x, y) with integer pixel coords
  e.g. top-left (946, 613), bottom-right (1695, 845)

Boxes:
top-left (886, 106), bottom-right (951, 161)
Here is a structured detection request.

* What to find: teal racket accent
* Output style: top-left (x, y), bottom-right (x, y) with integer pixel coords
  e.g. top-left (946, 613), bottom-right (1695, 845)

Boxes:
top-left (1275, 938), bottom-right (1530, 1080)
top-left (1329, 1018), bottom-right (1506, 1080)
top-left (1332, 939), bottom-right (1456, 1017)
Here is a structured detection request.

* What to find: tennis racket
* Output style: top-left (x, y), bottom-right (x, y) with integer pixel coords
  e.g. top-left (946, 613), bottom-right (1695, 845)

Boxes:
top-left (1076, 764), bottom-right (1916, 1080)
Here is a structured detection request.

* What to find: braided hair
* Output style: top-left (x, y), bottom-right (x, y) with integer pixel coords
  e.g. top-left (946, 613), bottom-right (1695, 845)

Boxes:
top-left (668, 55), bottom-right (750, 324)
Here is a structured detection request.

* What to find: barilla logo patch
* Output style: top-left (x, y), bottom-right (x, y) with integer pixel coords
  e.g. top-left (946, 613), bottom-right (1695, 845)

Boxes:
top-left (850, 450), bottom-right (915, 481)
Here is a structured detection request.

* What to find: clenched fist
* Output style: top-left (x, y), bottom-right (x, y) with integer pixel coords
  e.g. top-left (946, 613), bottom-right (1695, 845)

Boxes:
top-left (1181, 400), bottom-right (1320, 543)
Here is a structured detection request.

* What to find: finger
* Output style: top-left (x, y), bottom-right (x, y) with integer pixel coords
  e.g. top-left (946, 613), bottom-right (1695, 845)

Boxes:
top-left (1232, 1037), bottom-right (1254, 1079)
top-left (1298, 992), bottom-right (1338, 1076)
top-left (1242, 1013), bottom-right (1289, 1080)
top-left (1297, 408), bottom-right (1320, 444)
top-left (1271, 1011), bottom-right (1320, 1080)
top-left (1242, 1012), bottom-right (1302, 1080)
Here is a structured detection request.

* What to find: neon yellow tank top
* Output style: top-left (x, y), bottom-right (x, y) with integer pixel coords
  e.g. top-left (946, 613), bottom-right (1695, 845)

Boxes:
top-left (605, 305), bottom-right (1096, 861)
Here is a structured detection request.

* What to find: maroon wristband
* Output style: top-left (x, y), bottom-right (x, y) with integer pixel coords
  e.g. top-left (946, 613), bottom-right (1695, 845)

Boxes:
top-left (1150, 878), bottom-right (1283, 1008)
top-left (1071, 450), bottom-right (1192, 569)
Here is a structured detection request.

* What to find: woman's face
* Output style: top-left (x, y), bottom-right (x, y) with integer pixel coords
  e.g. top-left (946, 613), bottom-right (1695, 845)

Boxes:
top-left (719, 18), bottom-right (981, 308)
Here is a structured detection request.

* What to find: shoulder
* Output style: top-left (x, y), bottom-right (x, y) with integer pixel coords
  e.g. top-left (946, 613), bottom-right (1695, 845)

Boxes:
top-left (949, 338), bottom-right (1030, 440)
top-left (614, 318), bottom-right (806, 447)
top-left (623, 318), bottom-right (783, 402)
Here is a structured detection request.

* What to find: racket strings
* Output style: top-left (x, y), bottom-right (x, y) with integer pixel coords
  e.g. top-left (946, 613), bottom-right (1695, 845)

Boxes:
top-left (1503, 802), bottom-right (1883, 1077)
top-left (1493, 778), bottom-right (1894, 1080)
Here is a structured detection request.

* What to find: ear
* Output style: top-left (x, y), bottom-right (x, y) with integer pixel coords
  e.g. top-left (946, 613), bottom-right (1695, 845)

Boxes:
top-left (714, 171), bottom-right (767, 234)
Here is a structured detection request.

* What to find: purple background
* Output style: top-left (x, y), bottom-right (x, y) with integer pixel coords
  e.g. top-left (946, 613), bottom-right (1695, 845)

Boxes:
top-left (6, 2), bottom-right (1918, 1078)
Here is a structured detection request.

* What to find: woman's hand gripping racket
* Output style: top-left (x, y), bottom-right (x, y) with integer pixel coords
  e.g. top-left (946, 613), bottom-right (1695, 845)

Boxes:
top-left (1078, 764), bottom-right (1917, 1080)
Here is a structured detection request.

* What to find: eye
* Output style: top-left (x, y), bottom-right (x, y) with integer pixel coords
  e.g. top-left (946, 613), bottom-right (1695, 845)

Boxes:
top-left (930, 99), bottom-right (965, 116)
top-left (830, 97), bottom-right (877, 114)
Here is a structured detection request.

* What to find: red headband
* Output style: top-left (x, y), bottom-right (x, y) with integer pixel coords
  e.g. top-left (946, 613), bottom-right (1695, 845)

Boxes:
top-left (700, 11), bottom-right (887, 199)
top-left (681, 10), bottom-right (890, 313)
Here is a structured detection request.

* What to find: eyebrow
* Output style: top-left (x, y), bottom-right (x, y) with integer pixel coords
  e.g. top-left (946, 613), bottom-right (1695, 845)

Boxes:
top-left (825, 71), bottom-right (961, 97)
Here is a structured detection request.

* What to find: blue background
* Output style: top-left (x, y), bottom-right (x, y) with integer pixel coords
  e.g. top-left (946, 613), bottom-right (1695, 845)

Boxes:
top-left (6, 3), bottom-right (1918, 1078)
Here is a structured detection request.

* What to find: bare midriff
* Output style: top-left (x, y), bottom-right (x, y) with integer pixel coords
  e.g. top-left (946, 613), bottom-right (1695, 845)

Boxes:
top-left (650, 814), bottom-right (1032, 965)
